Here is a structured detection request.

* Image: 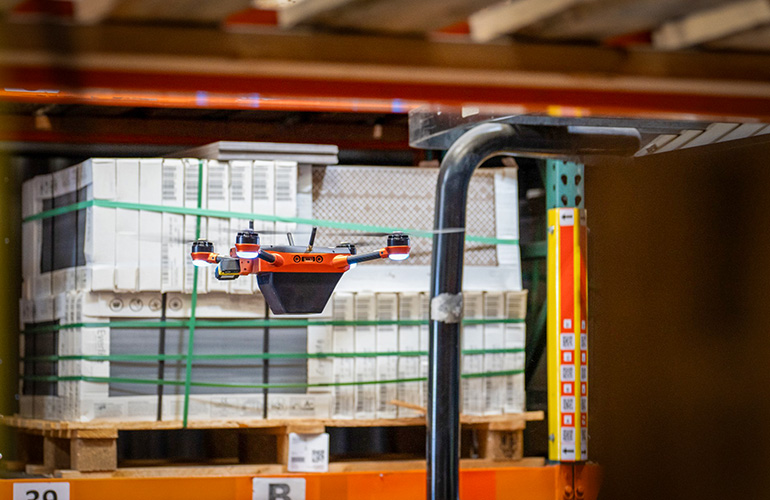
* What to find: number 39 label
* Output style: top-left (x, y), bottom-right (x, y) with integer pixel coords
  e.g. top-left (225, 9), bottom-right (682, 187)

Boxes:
top-left (13, 482), bottom-right (69, 500)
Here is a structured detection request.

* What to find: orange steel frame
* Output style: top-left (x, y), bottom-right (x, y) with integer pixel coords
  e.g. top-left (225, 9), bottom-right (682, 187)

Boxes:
top-left (1, 463), bottom-right (601, 500)
top-left (3, 65), bottom-right (770, 121)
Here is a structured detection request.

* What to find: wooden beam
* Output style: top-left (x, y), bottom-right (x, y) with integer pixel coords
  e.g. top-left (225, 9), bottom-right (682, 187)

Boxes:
top-left (279, 0), bottom-right (504, 34)
top-left (107, 0), bottom-right (253, 23)
top-left (653, 0), bottom-right (770, 50)
top-left (708, 24), bottom-right (770, 51)
top-left (517, 0), bottom-right (734, 41)
top-left (468, 0), bottom-right (584, 43)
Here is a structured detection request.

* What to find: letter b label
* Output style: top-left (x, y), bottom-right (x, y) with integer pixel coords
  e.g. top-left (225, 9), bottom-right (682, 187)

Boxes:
top-left (253, 478), bottom-right (306, 500)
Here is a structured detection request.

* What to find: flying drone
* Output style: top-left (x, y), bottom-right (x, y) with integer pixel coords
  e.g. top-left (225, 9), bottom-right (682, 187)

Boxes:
top-left (190, 222), bottom-right (411, 314)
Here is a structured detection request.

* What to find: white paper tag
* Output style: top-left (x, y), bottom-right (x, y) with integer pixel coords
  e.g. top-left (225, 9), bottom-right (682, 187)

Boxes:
top-left (253, 478), bottom-right (306, 500)
top-left (287, 432), bottom-right (330, 473)
top-left (13, 482), bottom-right (70, 500)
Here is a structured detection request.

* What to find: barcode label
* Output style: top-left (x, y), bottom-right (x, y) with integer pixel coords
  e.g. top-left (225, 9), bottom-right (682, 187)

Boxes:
top-left (561, 365), bottom-right (575, 381)
top-left (253, 167), bottom-right (269, 201)
top-left (161, 246), bottom-right (170, 285)
top-left (275, 168), bottom-right (292, 202)
top-left (208, 165), bottom-right (226, 201)
top-left (290, 456), bottom-right (305, 463)
top-left (230, 164), bottom-right (246, 201)
top-left (312, 449), bottom-right (325, 463)
top-left (562, 428), bottom-right (575, 443)
top-left (561, 334), bottom-right (575, 350)
top-left (561, 396), bottom-right (575, 412)
top-left (184, 165), bottom-right (198, 201)
top-left (580, 366), bottom-right (588, 381)
top-left (164, 165), bottom-right (179, 201)
top-left (580, 334), bottom-right (588, 350)
top-left (484, 295), bottom-right (501, 317)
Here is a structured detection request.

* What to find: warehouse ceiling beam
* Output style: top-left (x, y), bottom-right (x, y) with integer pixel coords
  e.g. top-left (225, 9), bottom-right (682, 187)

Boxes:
top-left (276, 0), bottom-right (504, 34)
top-left (2, 23), bottom-right (770, 119)
top-left (516, 0), bottom-right (734, 41)
top-left (652, 0), bottom-right (770, 50)
top-left (468, 0), bottom-right (584, 43)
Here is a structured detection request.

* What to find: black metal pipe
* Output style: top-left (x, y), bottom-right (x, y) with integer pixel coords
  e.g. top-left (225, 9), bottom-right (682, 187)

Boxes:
top-left (428, 122), bottom-right (517, 500)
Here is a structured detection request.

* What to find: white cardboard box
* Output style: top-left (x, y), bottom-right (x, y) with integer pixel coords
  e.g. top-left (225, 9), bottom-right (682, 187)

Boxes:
top-left (161, 159), bottom-right (184, 293)
top-left (462, 291), bottom-right (485, 415)
top-left (183, 158), bottom-right (207, 294)
top-left (206, 160), bottom-right (230, 293)
top-left (397, 292), bottom-right (422, 417)
top-left (273, 161), bottom-right (297, 243)
top-left (504, 291), bottom-right (528, 413)
top-left (483, 291), bottom-right (505, 415)
top-left (51, 166), bottom-right (79, 295)
top-left (354, 292), bottom-right (376, 419)
top-left (32, 174), bottom-right (54, 298)
top-left (228, 160), bottom-right (254, 294)
top-left (420, 293), bottom-right (430, 408)
top-left (115, 159), bottom-right (140, 292)
top-left (138, 159), bottom-right (163, 291)
top-left (331, 293), bottom-right (355, 418)
top-left (80, 158), bottom-right (117, 292)
top-left (375, 293), bottom-right (398, 419)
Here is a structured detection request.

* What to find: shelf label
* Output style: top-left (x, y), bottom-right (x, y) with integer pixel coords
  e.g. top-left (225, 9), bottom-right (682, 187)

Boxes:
top-left (287, 432), bottom-right (330, 473)
top-left (13, 482), bottom-right (69, 500)
top-left (253, 478), bottom-right (306, 500)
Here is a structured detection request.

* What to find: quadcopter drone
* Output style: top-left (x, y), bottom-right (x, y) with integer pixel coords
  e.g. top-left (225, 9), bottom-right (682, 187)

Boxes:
top-left (190, 222), bottom-right (411, 314)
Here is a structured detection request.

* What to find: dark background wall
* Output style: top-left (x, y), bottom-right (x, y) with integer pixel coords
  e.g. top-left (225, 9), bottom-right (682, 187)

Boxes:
top-left (586, 138), bottom-right (770, 499)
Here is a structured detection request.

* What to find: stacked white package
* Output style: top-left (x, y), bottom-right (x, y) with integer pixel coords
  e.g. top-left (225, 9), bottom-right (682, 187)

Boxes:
top-left (331, 293), bottom-right (355, 419)
top-left (207, 160), bottom-right (230, 293)
top-left (251, 161), bottom-right (276, 291)
top-left (25, 174), bottom-right (53, 299)
top-left (420, 293), bottom-right (430, 409)
top-left (138, 159), bottom-right (163, 291)
top-left (483, 292), bottom-right (506, 415)
top-left (161, 159), bottom-right (185, 293)
top-left (183, 158), bottom-right (207, 294)
top-left (63, 291), bottom-right (111, 421)
top-left (115, 159), bottom-right (140, 292)
top-left (228, 160), bottom-right (254, 294)
top-left (307, 301), bottom-right (334, 395)
top-left (353, 292), bottom-right (376, 419)
top-left (274, 161), bottom-right (298, 243)
top-left (504, 291), bottom-right (528, 413)
top-left (20, 176), bottom-right (40, 299)
top-left (462, 291), bottom-right (485, 415)
top-left (396, 292), bottom-right (422, 418)
top-left (51, 165), bottom-right (79, 295)
top-left (376, 293), bottom-right (399, 419)
top-left (80, 158), bottom-right (117, 292)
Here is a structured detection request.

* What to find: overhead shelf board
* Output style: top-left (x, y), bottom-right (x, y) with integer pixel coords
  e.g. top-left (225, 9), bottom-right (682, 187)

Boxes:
top-left (408, 106), bottom-right (770, 159)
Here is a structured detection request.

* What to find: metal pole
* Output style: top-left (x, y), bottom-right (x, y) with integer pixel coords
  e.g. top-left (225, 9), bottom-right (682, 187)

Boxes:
top-left (428, 122), bottom-right (517, 500)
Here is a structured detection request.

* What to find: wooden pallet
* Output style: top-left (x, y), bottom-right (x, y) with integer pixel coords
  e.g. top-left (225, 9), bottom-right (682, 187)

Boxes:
top-left (2, 411), bottom-right (543, 477)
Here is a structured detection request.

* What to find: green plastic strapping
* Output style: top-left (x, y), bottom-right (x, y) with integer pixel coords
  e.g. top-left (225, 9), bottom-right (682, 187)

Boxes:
top-left (20, 317), bottom-right (524, 335)
top-left (22, 369), bottom-right (523, 391)
top-left (22, 347), bottom-right (525, 363)
top-left (21, 199), bottom-right (517, 246)
top-left (181, 160), bottom-right (204, 427)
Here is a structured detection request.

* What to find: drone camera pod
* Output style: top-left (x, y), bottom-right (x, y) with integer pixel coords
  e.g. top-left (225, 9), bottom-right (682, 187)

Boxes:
top-left (189, 227), bottom-right (411, 315)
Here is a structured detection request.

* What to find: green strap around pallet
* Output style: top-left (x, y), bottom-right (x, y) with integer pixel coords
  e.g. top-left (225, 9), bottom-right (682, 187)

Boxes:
top-left (21, 317), bottom-right (524, 335)
top-left (22, 347), bottom-right (524, 363)
top-left (22, 369), bottom-right (524, 391)
top-left (21, 199), bottom-right (517, 246)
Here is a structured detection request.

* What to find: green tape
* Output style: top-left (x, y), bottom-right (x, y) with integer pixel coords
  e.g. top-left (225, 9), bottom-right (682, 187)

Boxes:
top-left (22, 369), bottom-right (523, 390)
top-left (22, 199), bottom-right (517, 245)
top-left (21, 317), bottom-right (524, 334)
top-left (182, 160), bottom-right (204, 427)
top-left (22, 347), bottom-right (524, 363)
